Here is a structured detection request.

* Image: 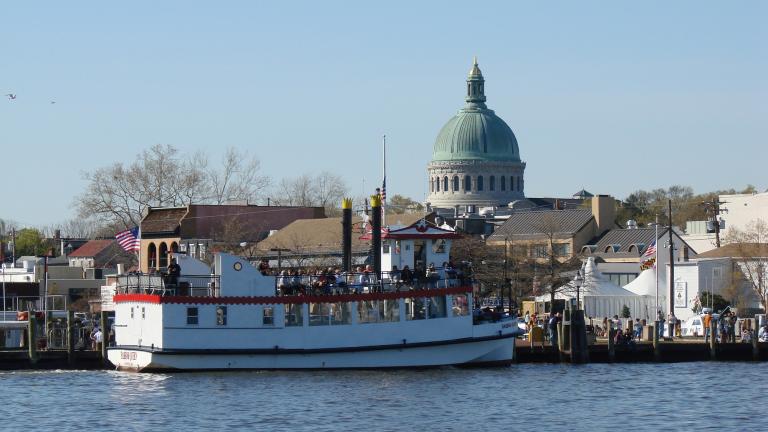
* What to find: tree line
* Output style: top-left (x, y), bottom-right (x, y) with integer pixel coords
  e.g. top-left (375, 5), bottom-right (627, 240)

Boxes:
top-left (615, 184), bottom-right (759, 228)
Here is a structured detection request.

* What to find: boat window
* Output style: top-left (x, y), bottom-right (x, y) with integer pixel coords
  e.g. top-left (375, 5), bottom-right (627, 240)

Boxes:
top-left (310, 303), bottom-right (329, 326)
top-left (357, 300), bottom-right (382, 324)
top-left (285, 304), bottom-right (303, 326)
top-left (130, 307), bottom-right (134, 319)
top-left (452, 295), bottom-right (469, 317)
top-left (381, 299), bottom-right (399, 322)
top-left (216, 306), bottom-right (227, 326)
top-left (405, 297), bottom-right (425, 320)
top-left (309, 303), bottom-right (350, 326)
top-left (332, 302), bottom-right (351, 325)
top-left (429, 296), bottom-right (447, 318)
top-left (186, 307), bottom-right (198, 325)
top-left (382, 240), bottom-right (390, 254)
top-left (263, 307), bottom-right (274, 326)
top-left (142, 307), bottom-right (145, 319)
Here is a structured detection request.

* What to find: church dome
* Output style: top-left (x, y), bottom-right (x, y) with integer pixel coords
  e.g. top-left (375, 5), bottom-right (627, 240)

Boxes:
top-left (431, 59), bottom-right (520, 162)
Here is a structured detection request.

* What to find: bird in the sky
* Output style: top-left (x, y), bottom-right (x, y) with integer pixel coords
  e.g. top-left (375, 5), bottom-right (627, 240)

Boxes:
top-left (50, 101), bottom-right (56, 104)
top-left (5, 93), bottom-right (16, 100)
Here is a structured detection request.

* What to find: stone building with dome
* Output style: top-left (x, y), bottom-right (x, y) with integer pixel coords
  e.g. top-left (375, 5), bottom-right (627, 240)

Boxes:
top-left (427, 59), bottom-right (526, 211)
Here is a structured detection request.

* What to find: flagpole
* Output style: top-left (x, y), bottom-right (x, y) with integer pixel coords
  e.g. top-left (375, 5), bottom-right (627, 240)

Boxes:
top-left (137, 226), bottom-right (142, 274)
top-left (655, 214), bottom-right (659, 317)
top-left (382, 134), bottom-right (387, 227)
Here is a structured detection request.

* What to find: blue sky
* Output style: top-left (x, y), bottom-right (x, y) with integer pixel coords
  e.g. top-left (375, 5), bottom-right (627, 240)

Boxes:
top-left (2, 1), bottom-right (766, 227)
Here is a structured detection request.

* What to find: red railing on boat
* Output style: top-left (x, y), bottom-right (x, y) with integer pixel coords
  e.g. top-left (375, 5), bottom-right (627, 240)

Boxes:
top-left (114, 285), bottom-right (473, 305)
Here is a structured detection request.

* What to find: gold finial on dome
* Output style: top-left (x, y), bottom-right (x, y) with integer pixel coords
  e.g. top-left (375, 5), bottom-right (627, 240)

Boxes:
top-left (469, 56), bottom-right (482, 77)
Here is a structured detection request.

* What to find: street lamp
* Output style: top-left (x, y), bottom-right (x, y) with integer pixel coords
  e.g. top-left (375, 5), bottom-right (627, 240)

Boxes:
top-left (573, 270), bottom-right (584, 310)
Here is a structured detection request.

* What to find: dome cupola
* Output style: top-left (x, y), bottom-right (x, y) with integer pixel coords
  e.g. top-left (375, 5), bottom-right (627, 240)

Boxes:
top-left (431, 58), bottom-right (520, 163)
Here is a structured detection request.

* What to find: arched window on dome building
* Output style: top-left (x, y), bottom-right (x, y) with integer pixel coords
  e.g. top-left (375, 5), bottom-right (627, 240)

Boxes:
top-left (435, 177), bottom-right (440, 192)
top-left (443, 176), bottom-right (449, 192)
top-left (452, 176), bottom-right (459, 192)
top-left (464, 175), bottom-right (471, 192)
top-left (500, 176), bottom-right (506, 191)
top-left (477, 176), bottom-right (484, 191)
top-left (510, 176), bottom-right (515, 191)
top-left (490, 176), bottom-right (495, 191)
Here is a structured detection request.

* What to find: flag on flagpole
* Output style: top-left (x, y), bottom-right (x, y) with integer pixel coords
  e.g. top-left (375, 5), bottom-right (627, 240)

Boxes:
top-left (640, 240), bottom-right (656, 270)
top-left (381, 176), bottom-right (386, 202)
top-left (116, 227), bottom-right (141, 252)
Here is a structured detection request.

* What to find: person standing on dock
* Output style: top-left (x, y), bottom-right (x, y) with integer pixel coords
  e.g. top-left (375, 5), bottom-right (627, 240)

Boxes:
top-left (548, 313), bottom-right (560, 347)
top-left (703, 311), bottom-right (712, 343)
top-left (657, 310), bottom-right (665, 339)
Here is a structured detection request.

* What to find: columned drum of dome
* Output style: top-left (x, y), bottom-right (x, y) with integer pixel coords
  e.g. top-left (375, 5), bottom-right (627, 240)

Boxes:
top-left (427, 59), bottom-right (526, 209)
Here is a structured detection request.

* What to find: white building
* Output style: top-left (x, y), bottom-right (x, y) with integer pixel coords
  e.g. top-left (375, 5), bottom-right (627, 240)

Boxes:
top-left (720, 191), bottom-right (768, 238)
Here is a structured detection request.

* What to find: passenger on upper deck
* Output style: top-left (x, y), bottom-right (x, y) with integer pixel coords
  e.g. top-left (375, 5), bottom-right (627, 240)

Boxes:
top-left (400, 265), bottom-right (413, 286)
top-left (277, 270), bottom-right (290, 295)
top-left (426, 263), bottom-right (439, 288)
top-left (166, 258), bottom-right (181, 287)
top-left (258, 259), bottom-right (270, 276)
top-left (389, 265), bottom-right (402, 291)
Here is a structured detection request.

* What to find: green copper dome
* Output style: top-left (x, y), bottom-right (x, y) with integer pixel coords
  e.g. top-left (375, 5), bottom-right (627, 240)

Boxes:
top-left (432, 59), bottom-right (520, 162)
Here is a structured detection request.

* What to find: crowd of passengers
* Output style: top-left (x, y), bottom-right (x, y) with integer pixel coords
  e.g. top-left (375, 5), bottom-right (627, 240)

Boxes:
top-left (263, 261), bottom-right (468, 296)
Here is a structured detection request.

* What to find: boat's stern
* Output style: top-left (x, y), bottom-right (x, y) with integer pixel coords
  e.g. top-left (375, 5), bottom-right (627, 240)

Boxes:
top-left (107, 347), bottom-right (156, 372)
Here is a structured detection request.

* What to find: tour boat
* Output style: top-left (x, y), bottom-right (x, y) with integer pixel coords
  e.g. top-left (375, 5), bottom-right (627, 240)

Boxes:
top-left (107, 218), bottom-right (522, 372)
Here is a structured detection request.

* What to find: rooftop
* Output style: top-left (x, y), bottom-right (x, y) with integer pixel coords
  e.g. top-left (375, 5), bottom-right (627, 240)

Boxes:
top-left (488, 209), bottom-right (594, 241)
top-left (68, 240), bottom-right (115, 257)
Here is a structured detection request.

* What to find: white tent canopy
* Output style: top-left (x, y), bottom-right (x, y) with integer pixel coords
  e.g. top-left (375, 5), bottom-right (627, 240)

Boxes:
top-left (537, 258), bottom-right (657, 320)
top-left (624, 267), bottom-right (666, 301)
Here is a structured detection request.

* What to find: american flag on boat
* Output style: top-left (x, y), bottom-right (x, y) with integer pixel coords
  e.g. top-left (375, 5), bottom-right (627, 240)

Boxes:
top-left (640, 240), bottom-right (656, 270)
top-left (116, 227), bottom-right (141, 252)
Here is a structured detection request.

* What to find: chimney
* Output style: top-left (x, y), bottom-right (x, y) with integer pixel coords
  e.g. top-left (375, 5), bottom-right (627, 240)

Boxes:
top-left (591, 195), bottom-right (616, 235)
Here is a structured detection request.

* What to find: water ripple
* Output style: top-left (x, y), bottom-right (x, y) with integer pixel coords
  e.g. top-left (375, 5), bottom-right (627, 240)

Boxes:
top-left (0, 363), bottom-right (766, 431)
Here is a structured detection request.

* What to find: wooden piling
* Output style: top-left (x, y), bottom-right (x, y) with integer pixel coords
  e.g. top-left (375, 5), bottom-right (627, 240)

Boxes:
top-left (753, 315), bottom-right (760, 361)
top-left (607, 327), bottom-right (615, 362)
top-left (100, 311), bottom-right (108, 362)
top-left (709, 318), bottom-right (717, 360)
top-left (652, 321), bottom-right (660, 361)
top-left (67, 310), bottom-right (75, 366)
top-left (556, 321), bottom-right (564, 362)
top-left (28, 313), bottom-right (38, 365)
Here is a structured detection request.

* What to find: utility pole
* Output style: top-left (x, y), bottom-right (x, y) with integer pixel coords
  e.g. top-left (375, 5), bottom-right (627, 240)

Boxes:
top-left (11, 228), bottom-right (16, 265)
top-left (668, 199), bottom-right (675, 338)
top-left (701, 198), bottom-right (727, 248)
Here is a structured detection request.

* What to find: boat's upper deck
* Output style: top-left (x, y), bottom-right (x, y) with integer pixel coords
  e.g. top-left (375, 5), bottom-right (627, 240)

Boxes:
top-left (114, 268), bottom-right (472, 303)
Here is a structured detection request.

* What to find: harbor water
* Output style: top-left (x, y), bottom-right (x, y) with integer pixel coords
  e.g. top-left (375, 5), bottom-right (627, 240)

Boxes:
top-left (2, 363), bottom-right (765, 431)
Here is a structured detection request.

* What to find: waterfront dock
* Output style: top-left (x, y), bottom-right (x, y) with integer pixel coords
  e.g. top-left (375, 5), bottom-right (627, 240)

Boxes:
top-left (2, 340), bottom-right (767, 371)
top-left (516, 340), bottom-right (768, 363)
top-left (0, 349), bottom-right (105, 370)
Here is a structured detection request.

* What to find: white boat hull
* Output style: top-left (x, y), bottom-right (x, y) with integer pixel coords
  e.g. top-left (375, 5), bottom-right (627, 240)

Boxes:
top-left (108, 334), bottom-right (515, 372)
